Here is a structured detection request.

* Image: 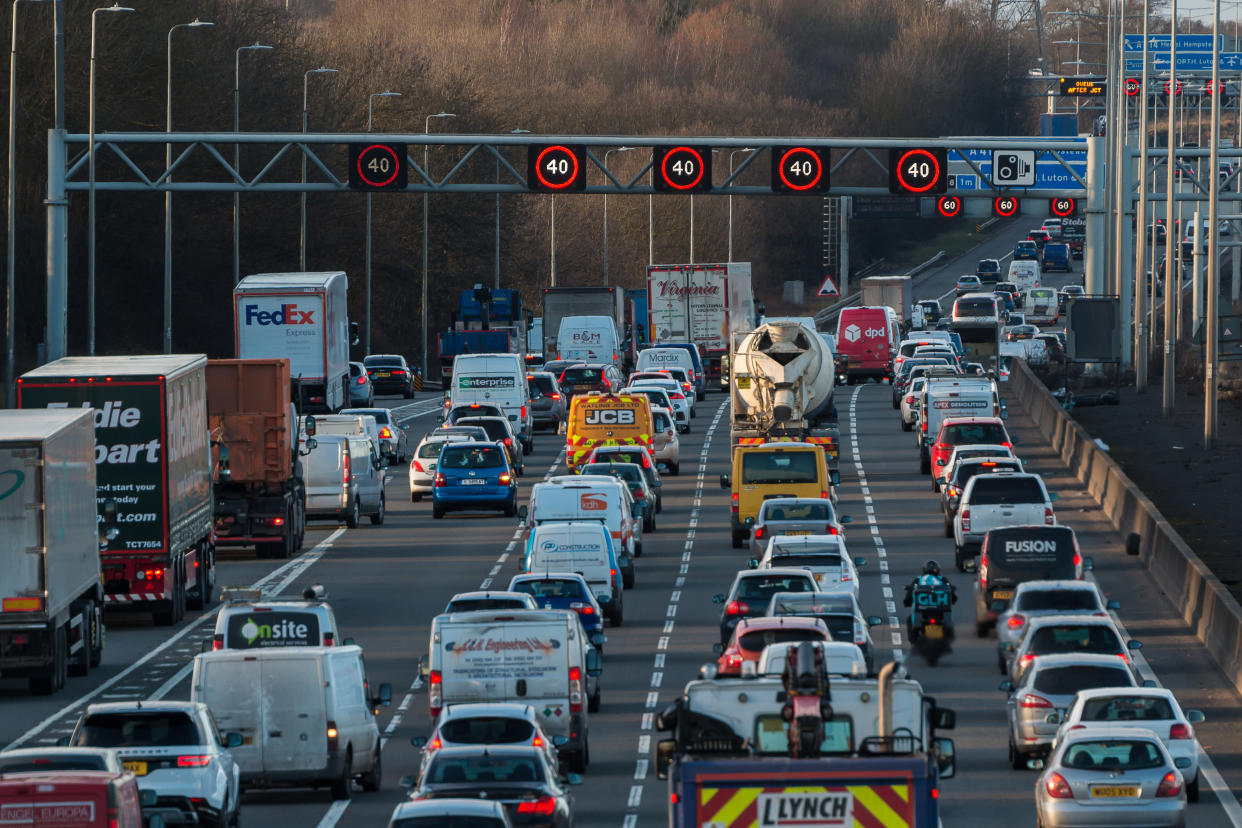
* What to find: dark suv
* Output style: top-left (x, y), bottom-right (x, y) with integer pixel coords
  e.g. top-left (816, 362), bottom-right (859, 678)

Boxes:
top-left (363, 354), bottom-right (415, 398)
top-left (975, 259), bottom-right (1001, 283)
top-left (557, 363), bottom-right (625, 400)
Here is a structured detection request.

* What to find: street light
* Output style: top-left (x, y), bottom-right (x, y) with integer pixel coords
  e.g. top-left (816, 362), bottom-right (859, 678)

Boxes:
top-left (88, 3), bottom-right (133, 356)
top-left (301, 66), bottom-right (338, 270)
top-left (365, 90), bottom-right (402, 356)
top-left (421, 111), bottom-right (455, 380)
top-left (233, 42), bottom-right (273, 287)
top-left (496, 128), bottom-right (529, 289)
top-left (603, 146), bottom-right (634, 285)
top-left (164, 18), bottom-right (213, 354)
top-left (728, 148), bottom-right (755, 263)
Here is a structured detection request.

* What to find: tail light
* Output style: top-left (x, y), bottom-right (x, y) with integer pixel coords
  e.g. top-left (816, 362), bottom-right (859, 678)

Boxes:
top-left (517, 795), bottom-right (558, 816)
top-left (412, 461), bottom-right (425, 473)
top-left (504, 437), bottom-right (512, 446)
top-left (212, 634), bottom-right (223, 651)
top-left (731, 492), bottom-right (739, 514)
top-left (379, 427), bottom-right (392, 439)
top-left (265, 516), bottom-right (284, 526)
top-left (906, 396), bottom-right (915, 404)
top-left (499, 473), bottom-right (512, 485)
top-left (1156, 772), bottom-right (1183, 798)
top-left (1170, 723), bottom-right (1192, 740)
top-left (1018, 653), bottom-right (1035, 672)
top-left (428, 670), bottom-right (442, 718)
top-left (634, 490), bottom-right (646, 500)
top-left (826, 525), bottom-right (838, 535)
top-left (176, 755), bottom-right (212, 768)
top-left (821, 491), bottom-right (829, 499)
top-left (531, 735), bottom-right (543, 748)
top-left (355, 376), bottom-right (367, 385)
top-left (550, 393), bottom-right (561, 400)
top-left (753, 526), bottom-right (766, 540)
top-left (922, 419), bottom-right (928, 433)
top-left (521, 406), bottom-right (527, 419)
top-left (434, 472), bottom-right (447, 487)
top-left (1020, 693), bottom-right (1053, 709)
top-left (569, 602), bottom-right (595, 615)
top-left (854, 626), bottom-right (867, 645)
top-left (1045, 772), bottom-right (1074, 799)
top-left (1007, 613), bottom-right (1026, 629)
top-left (611, 568), bottom-right (616, 579)
top-left (569, 666), bottom-right (584, 713)
top-left (1072, 553), bottom-right (1082, 568)
top-left (721, 653), bottom-right (744, 671)
top-left (1045, 507), bottom-right (1055, 526)
top-left (947, 486), bottom-right (959, 498)
top-left (670, 392), bottom-right (685, 400)
top-left (323, 631), bottom-right (334, 646)
top-left (960, 509), bottom-right (971, 532)
top-left (429, 735), bottom-right (442, 751)
top-left (725, 600), bottom-right (749, 616)
top-left (392, 369), bottom-right (406, 375)
top-left (327, 722), bottom-right (340, 751)
top-left (343, 451), bottom-right (351, 484)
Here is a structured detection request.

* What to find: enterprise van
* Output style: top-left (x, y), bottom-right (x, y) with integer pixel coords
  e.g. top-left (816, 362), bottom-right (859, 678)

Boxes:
top-left (450, 353), bottom-right (534, 453)
top-left (720, 442), bottom-right (831, 549)
top-left (524, 522), bottom-right (625, 624)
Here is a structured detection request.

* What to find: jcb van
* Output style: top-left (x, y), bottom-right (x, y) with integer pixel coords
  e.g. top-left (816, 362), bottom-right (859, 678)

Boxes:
top-left (565, 393), bottom-right (653, 471)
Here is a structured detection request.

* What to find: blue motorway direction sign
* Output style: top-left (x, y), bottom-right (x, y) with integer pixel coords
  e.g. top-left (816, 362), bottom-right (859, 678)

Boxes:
top-left (1123, 34), bottom-right (1223, 53)
top-left (949, 144), bottom-right (1086, 191)
top-left (1124, 53), bottom-right (1242, 72)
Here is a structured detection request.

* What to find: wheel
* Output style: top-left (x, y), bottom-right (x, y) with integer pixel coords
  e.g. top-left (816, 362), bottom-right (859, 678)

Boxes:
top-left (1009, 738), bottom-right (1027, 770)
top-left (943, 515), bottom-right (953, 538)
top-left (731, 531), bottom-right (746, 549)
top-left (359, 747), bottom-right (382, 792)
top-left (955, 545), bottom-right (969, 572)
top-left (403, 386), bottom-right (413, 399)
top-left (610, 600), bottom-right (623, 627)
top-left (901, 418), bottom-right (912, 432)
top-left (29, 624), bottom-right (67, 694)
top-left (345, 498), bottom-right (360, 529)
top-left (931, 476), bottom-right (940, 493)
top-left (634, 541), bottom-right (643, 558)
top-left (152, 567), bottom-right (182, 626)
top-left (329, 750), bottom-right (352, 800)
top-left (504, 497), bottom-right (517, 518)
top-left (622, 567), bottom-right (635, 589)
top-left (369, 493), bottom-right (385, 525)
top-left (569, 746), bottom-right (587, 774)
top-left (69, 602), bottom-right (93, 677)
top-left (892, 397), bottom-right (899, 410)
top-left (432, 502), bottom-right (445, 520)
top-left (668, 462), bottom-right (679, 476)
top-left (588, 686), bottom-right (601, 713)
top-left (690, 408), bottom-right (696, 419)
top-left (655, 495), bottom-right (662, 514)
top-left (644, 514), bottom-right (655, 532)
top-left (410, 492), bottom-right (420, 503)
top-left (998, 653), bottom-right (1008, 675)
top-left (191, 545), bottom-right (216, 606)
top-left (1188, 773), bottom-right (1200, 803)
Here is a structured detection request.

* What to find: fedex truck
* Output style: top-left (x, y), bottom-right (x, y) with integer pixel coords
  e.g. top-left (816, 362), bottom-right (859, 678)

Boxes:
top-left (234, 272), bottom-right (353, 414)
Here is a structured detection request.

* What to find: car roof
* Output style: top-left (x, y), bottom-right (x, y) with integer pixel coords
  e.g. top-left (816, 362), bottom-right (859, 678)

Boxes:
top-left (0, 747), bottom-right (117, 760)
top-left (83, 700), bottom-right (206, 715)
top-left (1024, 614), bottom-right (1121, 629)
top-left (767, 533), bottom-right (844, 548)
top-left (1024, 653), bottom-right (1131, 670)
top-left (1015, 579), bottom-right (1097, 593)
top-left (429, 744), bottom-right (544, 759)
top-left (759, 497), bottom-right (835, 509)
top-left (736, 567), bottom-right (818, 582)
top-left (1059, 725), bottom-right (1165, 744)
top-left (1071, 687), bottom-right (1176, 703)
top-left (509, 572), bottom-right (590, 586)
top-left (736, 616), bottom-right (829, 633)
top-left (448, 590), bottom-right (532, 603)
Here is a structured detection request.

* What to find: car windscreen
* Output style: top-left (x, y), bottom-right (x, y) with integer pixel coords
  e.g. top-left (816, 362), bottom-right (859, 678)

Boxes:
top-left (969, 478), bottom-right (1045, 505)
top-left (1033, 666), bottom-right (1132, 695)
top-left (458, 420), bottom-right (507, 441)
top-left (528, 376), bottom-right (556, 394)
top-left (955, 298), bottom-right (996, 315)
top-left (561, 368), bottom-right (603, 383)
top-left (1016, 589), bottom-right (1098, 612)
top-left (593, 450), bottom-right (646, 466)
top-left (770, 596), bottom-right (854, 616)
top-left (582, 464), bottom-right (641, 484)
top-left (447, 598), bottom-right (528, 612)
top-left (451, 406), bottom-right (503, 421)
top-left (426, 754), bottom-right (545, 784)
top-left (952, 461), bottom-right (1021, 486)
top-left (761, 502), bottom-right (833, 522)
top-left (1061, 740), bottom-right (1164, 771)
top-left (738, 628), bottom-right (825, 652)
top-left (440, 445), bottom-right (505, 468)
top-left (1079, 695), bottom-right (1176, 722)
top-left (364, 356), bottom-right (404, 367)
top-left (510, 579), bottom-right (587, 600)
top-left (736, 575), bottom-right (814, 602)
top-left (74, 712), bottom-right (204, 747)
top-left (343, 408), bottom-right (391, 424)
top-left (0, 756), bottom-right (110, 773)
top-left (942, 423), bottom-right (1008, 445)
top-left (740, 451), bottom-right (820, 485)
top-left (1028, 625), bottom-right (1122, 655)
top-left (440, 717), bottom-right (536, 745)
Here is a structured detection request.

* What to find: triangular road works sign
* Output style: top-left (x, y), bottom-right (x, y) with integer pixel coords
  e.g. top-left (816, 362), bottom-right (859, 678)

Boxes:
top-left (817, 274), bottom-right (840, 297)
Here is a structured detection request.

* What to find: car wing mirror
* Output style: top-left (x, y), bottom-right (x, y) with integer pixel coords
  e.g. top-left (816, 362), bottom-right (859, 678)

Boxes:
top-left (712, 642), bottom-right (724, 655)
top-left (1127, 640), bottom-right (1143, 650)
top-left (1142, 679), bottom-right (1159, 688)
top-left (517, 505), bottom-right (529, 523)
top-left (1106, 599), bottom-right (1120, 610)
top-left (55, 735), bottom-right (71, 746)
top-left (304, 415), bottom-right (317, 437)
top-left (656, 738), bottom-right (677, 780)
top-left (719, 474), bottom-right (731, 489)
top-left (1026, 758), bottom-right (1046, 771)
top-left (867, 615), bottom-right (883, 627)
top-left (567, 772), bottom-right (585, 786)
top-left (712, 593), bottom-right (725, 604)
top-left (553, 734), bottom-right (570, 747)
top-left (411, 735), bottom-right (428, 748)
top-left (1048, 492), bottom-right (1058, 502)
top-left (998, 679), bottom-right (1013, 693)
top-left (1044, 712), bottom-right (1060, 725)
top-left (225, 732), bottom-right (243, 748)
top-left (139, 789), bottom-right (159, 807)
top-left (399, 775), bottom-right (416, 789)
top-left (1188, 710), bottom-right (1206, 724)
top-left (933, 737), bottom-right (956, 779)
top-left (747, 558), bottom-right (759, 569)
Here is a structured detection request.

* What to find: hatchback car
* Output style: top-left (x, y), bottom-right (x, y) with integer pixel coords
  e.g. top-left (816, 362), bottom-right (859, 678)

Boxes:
top-left (527, 372), bottom-right (567, 433)
top-left (1009, 615), bottom-right (1140, 684)
top-left (648, 407), bottom-right (681, 476)
top-left (748, 497), bottom-right (851, 559)
top-left (364, 353), bottom-right (416, 398)
top-left (410, 432), bottom-right (475, 502)
top-left (455, 416), bottom-right (525, 475)
top-left (765, 591), bottom-right (882, 672)
top-left (348, 361), bottom-right (374, 406)
top-left (753, 535), bottom-right (866, 599)
top-left (432, 442), bottom-right (518, 518)
top-left (926, 416), bottom-right (1013, 476)
top-left (341, 407), bottom-right (410, 463)
top-left (582, 445), bottom-right (664, 491)
top-left (507, 573), bottom-right (606, 655)
top-left (757, 640), bottom-right (869, 678)
top-left (1006, 323), bottom-right (1039, 342)
top-left (557, 363), bottom-right (624, 400)
top-left (1014, 240), bottom-right (1039, 261)
top-left (414, 703), bottom-right (561, 781)
top-left (444, 402), bottom-right (505, 425)
top-left (996, 580), bottom-right (1118, 672)
top-left (714, 616), bottom-right (830, 677)
top-left (444, 591), bottom-right (538, 613)
top-left (976, 258), bottom-right (1002, 282)
top-left (579, 462), bottom-right (660, 527)
top-left (940, 457), bottom-right (1024, 535)
top-left (955, 274), bottom-right (983, 296)
top-left (0, 747), bottom-right (124, 774)
top-left (628, 379), bottom-right (691, 427)
top-left (713, 568), bottom-right (817, 645)
top-left (624, 385), bottom-right (686, 433)
top-left (408, 745), bottom-right (577, 828)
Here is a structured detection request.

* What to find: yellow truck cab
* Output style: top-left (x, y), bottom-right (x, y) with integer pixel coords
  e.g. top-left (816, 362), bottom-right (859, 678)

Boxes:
top-left (720, 442), bottom-right (831, 548)
top-left (566, 392), bottom-right (654, 472)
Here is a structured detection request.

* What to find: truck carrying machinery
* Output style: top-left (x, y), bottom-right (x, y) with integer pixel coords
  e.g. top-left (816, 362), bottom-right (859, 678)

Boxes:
top-left (655, 654), bottom-right (957, 828)
top-left (860, 275), bottom-right (913, 332)
top-left (728, 320), bottom-right (840, 483)
top-left (18, 355), bottom-right (216, 626)
top-left (206, 359), bottom-right (307, 560)
top-left (647, 262), bottom-right (755, 382)
top-left (0, 409), bottom-right (105, 695)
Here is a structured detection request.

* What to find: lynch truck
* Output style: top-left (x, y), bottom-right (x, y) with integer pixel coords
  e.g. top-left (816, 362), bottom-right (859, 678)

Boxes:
top-left (234, 272), bottom-right (353, 414)
top-left (18, 355), bottom-right (215, 626)
top-left (541, 286), bottom-right (626, 363)
top-left (656, 659), bottom-right (957, 828)
top-left (861, 275), bottom-right (913, 331)
top-left (0, 409), bottom-right (105, 695)
top-left (207, 359), bottom-right (306, 560)
top-left (647, 263), bottom-right (755, 382)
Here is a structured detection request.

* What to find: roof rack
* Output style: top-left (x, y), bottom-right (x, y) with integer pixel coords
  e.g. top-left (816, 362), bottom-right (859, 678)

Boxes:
top-left (221, 587), bottom-right (262, 603)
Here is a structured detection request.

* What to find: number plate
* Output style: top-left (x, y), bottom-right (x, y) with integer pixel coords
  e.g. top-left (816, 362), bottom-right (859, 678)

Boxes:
top-left (784, 530), bottom-right (811, 536)
top-left (123, 760), bottom-right (148, 776)
top-left (924, 625), bottom-right (945, 640)
top-left (1090, 786), bottom-right (1138, 798)
top-left (461, 478), bottom-right (487, 485)
top-left (376, 372), bottom-right (391, 378)
top-left (991, 589), bottom-right (1014, 601)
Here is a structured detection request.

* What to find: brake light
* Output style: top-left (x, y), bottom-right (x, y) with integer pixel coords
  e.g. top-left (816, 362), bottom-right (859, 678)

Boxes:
top-left (1018, 654), bottom-right (1035, 672)
top-left (355, 376), bottom-right (367, 385)
top-left (177, 755), bottom-right (212, 768)
top-left (499, 473), bottom-right (512, 485)
top-left (753, 526), bottom-right (766, 540)
top-left (392, 369), bottom-right (406, 375)
top-left (517, 795), bottom-right (558, 816)
top-left (1020, 693), bottom-right (1053, 709)
top-left (726, 600), bottom-right (750, 616)
top-left (212, 634), bottom-right (223, 651)
top-left (960, 509), bottom-right (971, 532)
top-left (327, 722), bottom-right (339, 751)
top-left (1007, 614), bottom-right (1026, 629)
top-left (429, 735), bottom-right (442, 751)
top-left (906, 396), bottom-right (915, 404)
top-left (821, 491), bottom-right (829, 500)
top-left (429, 670), bottom-right (442, 718)
top-left (1045, 507), bottom-right (1054, 526)
top-left (670, 392), bottom-right (685, 400)
top-left (412, 460), bottom-right (425, 472)
top-left (323, 631), bottom-right (334, 646)
top-left (343, 451), bottom-right (351, 484)
top-left (611, 569), bottom-right (616, 579)
top-left (434, 472), bottom-right (446, 487)
top-left (521, 406), bottom-right (527, 419)
top-left (504, 438), bottom-right (512, 446)
top-left (1045, 772), bottom-right (1074, 799)
top-left (550, 393), bottom-right (561, 400)
top-left (1072, 553), bottom-right (1082, 568)
top-left (731, 492), bottom-right (739, 514)
top-left (1170, 723), bottom-right (1192, 740)
top-left (379, 427), bottom-right (392, 439)
top-left (569, 666), bottom-right (584, 713)
top-left (531, 735), bottom-right (544, 747)
top-left (1156, 771), bottom-right (1183, 798)
top-left (634, 490), bottom-right (646, 500)
top-left (722, 653), bottom-right (743, 670)
top-left (827, 525), bottom-right (838, 535)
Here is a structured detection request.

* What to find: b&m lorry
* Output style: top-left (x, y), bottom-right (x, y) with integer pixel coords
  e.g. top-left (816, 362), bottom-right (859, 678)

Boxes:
top-left (18, 355), bottom-right (215, 627)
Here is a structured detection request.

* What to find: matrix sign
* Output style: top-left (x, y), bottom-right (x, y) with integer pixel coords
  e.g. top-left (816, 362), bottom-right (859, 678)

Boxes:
top-left (348, 143), bottom-right (408, 190)
top-left (770, 146), bottom-right (829, 192)
top-left (994, 195), bottom-right (1020, 217)
top-left (527, 144), bottom-right (587, 192)
top-left (888, 148), bottom-right (947, 194)
top-left (1060, 77), bottom-right (1106, 97)
top-left (1049, 197), bottom-right (1078, 217)
top-left (654, 146), bottom-right (713, 192)
top-left (936, 195), bottom-right (962, 218)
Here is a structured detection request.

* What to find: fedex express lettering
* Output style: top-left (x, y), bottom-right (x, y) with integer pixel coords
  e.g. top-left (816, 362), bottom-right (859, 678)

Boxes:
top-left (757, 791), bottom-right (853, 827)
top-left (584, 409), bottom-right (635, 425)
top-left (243, 303), bottom-right (315, 325)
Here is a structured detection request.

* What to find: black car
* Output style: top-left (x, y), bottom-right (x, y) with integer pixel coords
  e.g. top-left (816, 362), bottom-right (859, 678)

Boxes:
top-left (409, 745), bottom-right (577, 828)
top-left (975, 258), bottom-right (1002, 283)
top-left (557, 363), bottom-right (625, 400)
top-left (363, 354), bottom-right (415, 398)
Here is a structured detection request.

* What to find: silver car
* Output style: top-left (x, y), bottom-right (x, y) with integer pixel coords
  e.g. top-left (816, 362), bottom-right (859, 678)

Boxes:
top-left (1001, 653), bottom-right (1139, 770)
top-left (765, 591), bottom-right (882, 673)
top-left (996, 581), bottom-right (1119, 675)
top-left (1008, 614), bottom-right (1140, 685)
top-left (1034, 726), bottom-right (1186, 828)
top-left (341, 407), bottom-right (410, 463)
top-left (748, 497), bottom-right (852, 560)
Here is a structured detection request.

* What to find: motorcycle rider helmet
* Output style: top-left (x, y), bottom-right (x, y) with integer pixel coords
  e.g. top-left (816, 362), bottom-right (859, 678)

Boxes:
top-left (922, 560), bottom-right (941, 576)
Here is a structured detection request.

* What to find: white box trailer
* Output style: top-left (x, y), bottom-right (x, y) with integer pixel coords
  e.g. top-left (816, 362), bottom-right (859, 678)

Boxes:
top-left (234, 272), bottom-right (353, 413)
top-left (0, 408), bottom-right (104, 695)
top-left (647, 262), bottom-right (754, 382)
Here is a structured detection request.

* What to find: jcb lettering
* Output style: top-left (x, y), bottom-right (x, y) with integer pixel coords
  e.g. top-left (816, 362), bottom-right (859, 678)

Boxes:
top-left (585, 409), bottom-right (635, 425)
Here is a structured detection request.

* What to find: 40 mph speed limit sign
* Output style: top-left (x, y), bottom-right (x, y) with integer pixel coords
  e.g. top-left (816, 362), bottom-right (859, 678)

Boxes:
top-left (348, 143), bottom-right (408, 190)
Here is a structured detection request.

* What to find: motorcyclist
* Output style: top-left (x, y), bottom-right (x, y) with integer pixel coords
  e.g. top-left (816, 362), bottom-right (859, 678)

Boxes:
top-left (904, 560), bottom-right (957, 638)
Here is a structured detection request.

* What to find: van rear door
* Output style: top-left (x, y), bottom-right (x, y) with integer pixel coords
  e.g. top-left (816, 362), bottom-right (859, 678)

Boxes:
top-left (262, 655), bottom-right (328, 772)
top-left (195, 657), bottom-right (264, 775)
top-left (0, 775), bottom-right (111, 827)
top-left (303, 437), bottom-right (347, 513)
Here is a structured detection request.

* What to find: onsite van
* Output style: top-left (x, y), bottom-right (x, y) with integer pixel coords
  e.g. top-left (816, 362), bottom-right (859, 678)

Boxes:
top-left (565, 393), bottom-right (654, 472)
top-left (524, 522), bottom-right (625, 624)
top-left (0, 772), bottom-right (145, 828)
top-left (1006, 260), bottom-right (1041, 293)
top-left (1024, 287), bottom-right (1060, 325)
top-left (211, 586), bottom-right (340, 650)
top-left (556, 315), bottom-right (622, 368)
top-left (190, 645), bottom-right (390, 796)
top-left (720, 442), bottom-right (831, 549)
top-left (421, 609), bottom-right (603, 773)
top-left (973, 525), bottom-right (1085, 634)
top-left (449, 353), bottom-right (534, 452)
top-left (834, 306), bottom-right (900, 383)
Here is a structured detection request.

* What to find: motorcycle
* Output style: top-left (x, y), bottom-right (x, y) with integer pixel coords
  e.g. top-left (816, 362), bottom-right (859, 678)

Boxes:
top-left (908, 583), bottom-right (955, 666)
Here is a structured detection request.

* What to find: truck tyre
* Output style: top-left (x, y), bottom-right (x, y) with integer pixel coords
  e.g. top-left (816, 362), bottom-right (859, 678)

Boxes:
top-left (345, 498), bottom-right (360, 529)
top-left (370, 493), bottom-right (386, 526)
top-left (190, 545), bottom-right (215, 609)
top-left (359, 747), bottom-right (382, 792)
top-left (329, 750), bottom-right (352, 800)
top-left (69, 602), bottom-right (92, 677)
top-left (88, 603), bottom-right (104, 668)
top-left (30, 625), bottom-right (67, 695)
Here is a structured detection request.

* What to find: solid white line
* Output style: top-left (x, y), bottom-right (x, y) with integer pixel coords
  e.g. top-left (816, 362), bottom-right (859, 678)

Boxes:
top-left (314, 799), bottom-right (351, 828)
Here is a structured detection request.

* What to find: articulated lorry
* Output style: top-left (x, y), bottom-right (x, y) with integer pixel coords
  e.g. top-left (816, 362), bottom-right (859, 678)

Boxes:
top-left (207, 359), bottom-right (307, 559)
top-left (647, 262), bottom-right (755, 382)
top-left (656, 658), bottom-right (957, 828)
top-left (0, 409), bottom-right (105, 695)
top-left (18, 355), bottom-right (215, 626)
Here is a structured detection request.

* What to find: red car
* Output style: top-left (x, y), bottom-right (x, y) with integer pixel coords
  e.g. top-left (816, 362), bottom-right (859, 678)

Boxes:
top-left (715, 616), bottom-right (830, 677)
top-left (927, 416), bottom-right (1012, 478)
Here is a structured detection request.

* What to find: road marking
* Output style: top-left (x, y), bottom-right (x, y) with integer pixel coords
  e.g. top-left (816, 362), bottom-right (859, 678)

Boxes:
top-left (314, 799), bottom-right (351, 828)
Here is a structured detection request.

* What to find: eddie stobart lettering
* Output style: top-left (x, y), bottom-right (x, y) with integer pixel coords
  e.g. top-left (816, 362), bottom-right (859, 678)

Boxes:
top-left (47, 400), bottom-right (159, 464)
top-left (756, 791), bottom-right (853, 827)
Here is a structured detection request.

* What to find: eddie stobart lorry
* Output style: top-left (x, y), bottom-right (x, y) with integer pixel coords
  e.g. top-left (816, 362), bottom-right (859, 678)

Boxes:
top-left (655, 650), bottom-right (957, 827)
top-left (18, 355), bottom-right (215, 627)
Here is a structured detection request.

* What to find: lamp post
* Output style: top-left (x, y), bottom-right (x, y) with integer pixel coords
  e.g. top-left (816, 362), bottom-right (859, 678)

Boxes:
top-left (603, 146), bottom-right (633, 285)
top-left (496, 128), bottom-right (528, 289)
top-left (300, 67), bottom-right (337, 270)
top-left (365, 90), bottom-right (402, 356)
top-left (1163, 0), bottom-right (1179, 415)
top-left (87, 3), bottom-right (133, 357)
top-left (421, 111), bottom-right (455, 380)
top-left (728, 148), bottom-right (754, 263)
top-left (233, 42), bottom-right (272, 287)
top-left (165, 18), bottom-right (213, 354)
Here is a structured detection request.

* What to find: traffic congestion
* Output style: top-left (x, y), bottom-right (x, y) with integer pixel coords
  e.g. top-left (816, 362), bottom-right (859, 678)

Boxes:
top-left (0, 231), bottom-right (1239, 828)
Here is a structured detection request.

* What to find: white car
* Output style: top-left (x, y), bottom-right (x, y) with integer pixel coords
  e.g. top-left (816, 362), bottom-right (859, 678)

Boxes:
top-left (649, 406), bottom-right (681, 475)
top-left (899, 376), bottom-right (926, 431)
top-left (954, 472), bottom-right (1057, 566)
top-left (409, 432), bottom-right (477, 501)
top-left (623, 385), bottom-right (687, 433)
top-left (414, 702), bottom-right (561, 779)
top-left (1053, 687), bottom-right (1206, 801)
top-left (754, 534), bottom-right (866, 599)
top-left (628, 379), bottom-right (692, 426)
top-left (67, 700), bottom-right (241, 828)
top-left (941, 443), bottom-right (1019, 483)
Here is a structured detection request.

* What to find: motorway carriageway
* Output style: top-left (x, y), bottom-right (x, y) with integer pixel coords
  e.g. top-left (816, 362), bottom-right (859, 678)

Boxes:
top-left (4, 241), bottom-right (1242, 827)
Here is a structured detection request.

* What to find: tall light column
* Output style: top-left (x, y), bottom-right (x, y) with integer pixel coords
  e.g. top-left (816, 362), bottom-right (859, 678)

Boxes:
top-left (233, 42), bottom-right (272, 287)
top-left (300, 67), bottom-right (337, 270)
top-left (728, 148), bottom-right (754, 263)
top-left (165, 18), bottom-right (213, 354)
top-left (1134, 0), bottom-right (1151, 389)
top-left (602, 146), bottom-right (633, 285)
top-left (88, 4), bottom-right (133, 356)
top-left (421, 111), bottom-right (455, 380)
top-left (365, 90), bottom-right (402, 356)
top-left (1163, 0), bottom-right (1178, 415)
top-left (1206, 0), bottom-right (1223, 447)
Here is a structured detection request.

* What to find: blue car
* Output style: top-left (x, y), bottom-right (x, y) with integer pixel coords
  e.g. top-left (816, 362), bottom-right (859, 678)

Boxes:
top-left (431, 442), bottom-right (517, 518)
top-left (508, 573), bottom-right (607, 650)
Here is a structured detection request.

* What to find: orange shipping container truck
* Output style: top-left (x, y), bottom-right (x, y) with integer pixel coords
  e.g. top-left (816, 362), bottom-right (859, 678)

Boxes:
top-left (206, 359), bottom-right (306, 559)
